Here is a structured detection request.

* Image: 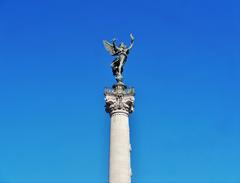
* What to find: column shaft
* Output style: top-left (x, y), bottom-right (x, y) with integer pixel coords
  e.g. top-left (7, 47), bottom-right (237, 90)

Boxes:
top-left (109, 112), bottom-right (131, 183)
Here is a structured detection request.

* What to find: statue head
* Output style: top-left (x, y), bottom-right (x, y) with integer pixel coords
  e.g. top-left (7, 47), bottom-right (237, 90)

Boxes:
top-left (119, 42), bottom-right (126, 49)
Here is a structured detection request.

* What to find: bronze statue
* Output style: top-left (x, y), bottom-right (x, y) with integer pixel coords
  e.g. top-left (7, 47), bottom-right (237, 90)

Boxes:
top-left (103, 34), bottom-right (134, 83)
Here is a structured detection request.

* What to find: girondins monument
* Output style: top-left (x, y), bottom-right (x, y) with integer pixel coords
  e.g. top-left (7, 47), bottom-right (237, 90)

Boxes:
top-left (103, 34), bottom-right (135, 183)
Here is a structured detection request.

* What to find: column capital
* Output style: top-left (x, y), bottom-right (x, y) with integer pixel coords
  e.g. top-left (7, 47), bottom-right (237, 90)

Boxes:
top-left (104, 82), bottom-right (135, 116)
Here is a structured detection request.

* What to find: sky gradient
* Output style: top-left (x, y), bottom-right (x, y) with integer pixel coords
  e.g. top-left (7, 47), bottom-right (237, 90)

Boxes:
top-left (0, 0), bottom-right (240, 182)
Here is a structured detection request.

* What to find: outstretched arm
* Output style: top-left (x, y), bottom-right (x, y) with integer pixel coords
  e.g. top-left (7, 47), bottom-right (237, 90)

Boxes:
top-left (128, 33), bottom-right (135, 50)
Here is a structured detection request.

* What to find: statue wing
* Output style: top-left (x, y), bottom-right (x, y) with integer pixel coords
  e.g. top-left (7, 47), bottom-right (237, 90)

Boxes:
top-left (103, 40), bottom-right (117, 55)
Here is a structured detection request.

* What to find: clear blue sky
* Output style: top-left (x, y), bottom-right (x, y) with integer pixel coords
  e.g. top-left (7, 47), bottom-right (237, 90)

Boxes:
top-left (0, 0), bottom-right (240, 182)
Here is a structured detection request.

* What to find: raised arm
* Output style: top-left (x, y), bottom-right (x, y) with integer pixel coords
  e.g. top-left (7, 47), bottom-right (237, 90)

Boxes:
top-left (128, 33), bottom-right (135, 50)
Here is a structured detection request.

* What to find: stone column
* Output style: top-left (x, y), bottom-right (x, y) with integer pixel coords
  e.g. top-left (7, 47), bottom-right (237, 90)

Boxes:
top-left (105, 83), bottom-right (135, 183)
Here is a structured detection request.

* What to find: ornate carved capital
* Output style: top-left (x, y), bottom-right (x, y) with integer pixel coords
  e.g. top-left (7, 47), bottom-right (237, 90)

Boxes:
top-left (104, 83), bottom-right (135, 116)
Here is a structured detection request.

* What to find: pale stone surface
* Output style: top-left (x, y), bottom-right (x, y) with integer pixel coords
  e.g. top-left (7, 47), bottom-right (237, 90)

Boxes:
top-left (109, 111), bottom-right (131, 183)
top-left (105, 83), bottom-right (135, 183)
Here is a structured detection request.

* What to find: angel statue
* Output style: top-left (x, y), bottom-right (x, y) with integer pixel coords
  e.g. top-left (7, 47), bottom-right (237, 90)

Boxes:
top-left (103, 34), bottom-right (134, 83)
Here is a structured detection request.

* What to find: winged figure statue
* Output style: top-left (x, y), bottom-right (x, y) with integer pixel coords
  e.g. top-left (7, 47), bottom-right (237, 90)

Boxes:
top-left (103, 34), bottom-right (134, 83)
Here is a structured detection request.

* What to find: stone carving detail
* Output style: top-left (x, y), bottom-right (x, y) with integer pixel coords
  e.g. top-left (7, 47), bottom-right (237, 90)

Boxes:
top-left (105, 83), bottom-right (135, 115)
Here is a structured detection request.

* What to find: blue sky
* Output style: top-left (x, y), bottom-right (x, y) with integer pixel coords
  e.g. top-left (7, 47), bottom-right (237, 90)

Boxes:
top-left (0, 0), bottom-right (240, 182)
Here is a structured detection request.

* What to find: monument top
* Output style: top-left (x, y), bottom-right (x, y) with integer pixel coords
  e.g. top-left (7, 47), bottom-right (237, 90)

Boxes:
top-left (103, 34), bottom-right (134, 83)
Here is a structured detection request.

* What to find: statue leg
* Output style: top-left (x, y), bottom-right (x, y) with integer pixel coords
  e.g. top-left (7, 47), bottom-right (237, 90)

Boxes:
top-left (119, 60), bottom-right (124, 75)
top-left (111, 58), bottom-right (120, 77)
